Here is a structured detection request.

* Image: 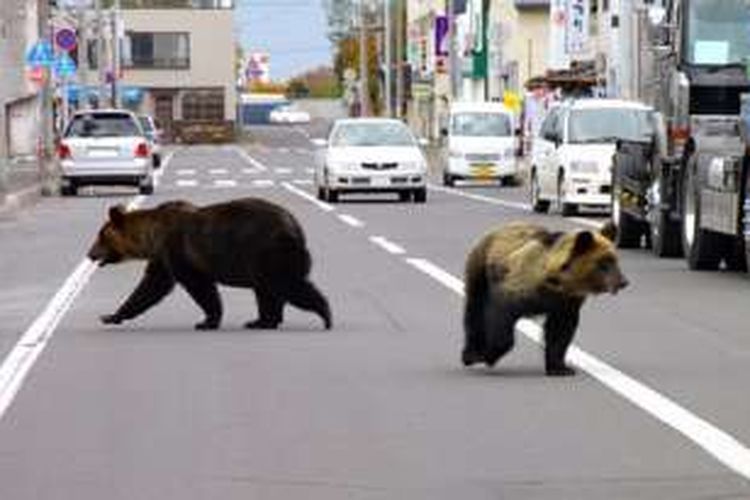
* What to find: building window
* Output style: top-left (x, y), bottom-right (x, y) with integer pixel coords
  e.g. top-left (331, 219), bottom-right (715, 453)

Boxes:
top-left (123, 32), bottom-right (190, 69)
top-left (182, 90), bottom-right (225, 121)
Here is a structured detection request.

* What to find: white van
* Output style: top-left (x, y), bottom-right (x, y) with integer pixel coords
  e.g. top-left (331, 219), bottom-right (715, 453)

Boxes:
top-left (441, 101), bottom-right (519, 186)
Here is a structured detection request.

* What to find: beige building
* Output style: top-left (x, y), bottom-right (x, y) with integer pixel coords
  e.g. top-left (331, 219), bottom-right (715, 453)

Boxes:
top-left (78, 1), bottom-right (236, 139)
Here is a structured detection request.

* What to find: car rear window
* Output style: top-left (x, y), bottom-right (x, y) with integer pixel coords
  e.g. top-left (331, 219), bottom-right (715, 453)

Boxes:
top-left (138, 117), bottom-right (154, 132)
top-left (66, 113), bottom-right (141, 138)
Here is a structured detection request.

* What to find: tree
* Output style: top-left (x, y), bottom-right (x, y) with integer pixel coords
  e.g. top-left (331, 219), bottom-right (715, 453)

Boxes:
top-left (334, 35), bottom-right (381, 115)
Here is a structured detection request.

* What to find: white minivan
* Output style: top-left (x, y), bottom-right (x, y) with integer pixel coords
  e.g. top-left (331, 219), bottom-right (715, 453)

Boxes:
top-left (441, 101), bottom-right (519, 186)
top-left (529, 98), bottom-right (655, 216)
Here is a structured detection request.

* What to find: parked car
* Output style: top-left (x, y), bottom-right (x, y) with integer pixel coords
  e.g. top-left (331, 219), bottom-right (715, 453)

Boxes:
top-left (269, 104), bottom-right (311, 124)
top-left (313, 118), bottom-right (429, 203)
top-left (529, 98), bottom-right (655, 216)
top-left (138, 114), bottom-right (163, 168)
top-left (441, 101), bottom-right (519, 186)
top-left (57, 109), bottom-right (155, 196)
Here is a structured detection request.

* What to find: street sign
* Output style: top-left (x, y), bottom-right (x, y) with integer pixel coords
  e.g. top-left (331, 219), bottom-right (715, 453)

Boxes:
top-left (435, 15), bottom-right (449, 57)
top-left (25, 40), bottom-right (54, 68)
top-left (27, 66), bottom-right (46, 85)
top-left (55, 28), bottom-right (77, 52)
top-left (53, 52), bottom-right (77, 79)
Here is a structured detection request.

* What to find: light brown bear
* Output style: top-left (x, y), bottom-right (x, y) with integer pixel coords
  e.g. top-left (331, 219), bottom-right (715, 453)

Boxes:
top-left (88, 198), bottom-right (331, 331)
top-left (462, 222), bottom-right (627, 376)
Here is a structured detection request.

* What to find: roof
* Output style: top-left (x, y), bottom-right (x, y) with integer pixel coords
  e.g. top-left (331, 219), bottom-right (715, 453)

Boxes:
top-left (565, 98), bottom-right (653, 111)
top-left (449, 101), bottom-right (513, 114)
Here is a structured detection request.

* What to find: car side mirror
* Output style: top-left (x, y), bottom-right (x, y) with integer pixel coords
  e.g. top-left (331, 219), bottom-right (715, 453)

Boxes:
top-left (311, 138), bottom-right (328, 148)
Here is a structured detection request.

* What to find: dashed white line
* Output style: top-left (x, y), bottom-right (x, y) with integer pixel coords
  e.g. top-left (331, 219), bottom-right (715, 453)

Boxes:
top-left (214, 179), bottom-right (238, 188)
top-left (242, 168), bottom-right (261, 175)
top-left (252, 179), bottom-right (275, 188)
top-left (370, 236), bottom-right (406, 255)
top-left (281, 182), bottom-right (334, 212)
top-left (292, 179), bottom-right (313, 185)
top-left (176, 169), bottom-right (196, 176)
top-left (209, 168), bottom-right (229, 175)
top-left (176, 179), bottom-right (199, 187)
top-left (429, 184), bottom-right (531, 211)
top-left (337, 214), bottom-right (364, 228)
top-left (275, 167), bottom-right (293, 175)
top-left (405, 256), bottom-right (750, 481)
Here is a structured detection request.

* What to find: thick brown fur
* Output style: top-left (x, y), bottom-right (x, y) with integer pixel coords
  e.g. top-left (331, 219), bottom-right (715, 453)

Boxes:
top-left (88, 198), bottom-right (332, 331)
top-left (462, 222), bottom-right (627, 376)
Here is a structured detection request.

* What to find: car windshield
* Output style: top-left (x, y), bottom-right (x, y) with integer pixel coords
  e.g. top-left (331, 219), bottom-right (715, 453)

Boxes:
top-left (568, 108), bottom-right (655, 144)
top-left (685, 0), bottom-right (750, 65)
top-left (66, 114), bottom-right (141, 138)
top-left (450, 112), bottom-right (512, 137)
top-left (331, 122), bottom-right (415, 147)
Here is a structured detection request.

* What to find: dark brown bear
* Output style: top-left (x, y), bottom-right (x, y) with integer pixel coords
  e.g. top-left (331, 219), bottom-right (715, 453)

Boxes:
top-left (88, 198), bottom-right (332, 331)
top-left (462, 222), bottom-right (627, 376)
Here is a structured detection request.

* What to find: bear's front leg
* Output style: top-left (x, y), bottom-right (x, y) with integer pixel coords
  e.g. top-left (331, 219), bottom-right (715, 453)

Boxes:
top-left (101, 260), bottom-right (175, 326)
top-left (175, 270), bottom-right (223, 330)
top-left (543, 301), bottom-right (582, 376)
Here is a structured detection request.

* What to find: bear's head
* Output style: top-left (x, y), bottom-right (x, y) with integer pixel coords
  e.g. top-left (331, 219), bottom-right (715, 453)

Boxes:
top-left (545, 222), bottom-right (629, 297)
top-left (87, 205), bottom-right (152, 266)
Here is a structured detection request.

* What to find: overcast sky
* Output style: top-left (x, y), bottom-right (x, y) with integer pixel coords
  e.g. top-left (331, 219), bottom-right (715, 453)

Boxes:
top-left (234, 0), bottom-right (333, 80)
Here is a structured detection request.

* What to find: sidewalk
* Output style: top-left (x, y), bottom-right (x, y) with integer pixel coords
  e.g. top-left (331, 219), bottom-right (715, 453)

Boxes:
top-left (0, 157), bottom-right (43, 215)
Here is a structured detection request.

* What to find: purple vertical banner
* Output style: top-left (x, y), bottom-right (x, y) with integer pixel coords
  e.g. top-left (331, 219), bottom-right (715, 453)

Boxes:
top-left (435, 15), bottom-right (449, 57)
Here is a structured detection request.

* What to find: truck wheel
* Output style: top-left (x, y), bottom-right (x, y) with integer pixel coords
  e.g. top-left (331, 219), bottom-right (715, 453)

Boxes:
top-left (443, 172), bottom-right (455, 187)
top-left (612, 192), bottom-right (642, 248)
top-left (530, 169), bottom-right (550, 213)
top-left (650, 208), bottom-right (682, 257)
top-left (682, 158), bottom-right (722, 270)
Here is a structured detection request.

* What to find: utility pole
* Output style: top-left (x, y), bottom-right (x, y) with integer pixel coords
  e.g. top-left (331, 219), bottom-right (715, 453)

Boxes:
top-left (111, 0), bottom-right (120, 108)
top-left (37, 0), bottom-right (56, 195)
top-left (96, 0), bottom-right (107, 108)
top-left (358, 0), bottom-right (369, 117)
top-left (76, 6), bottom-right (89, 108)
top-left (384, 0), bottom-right (391, 117)
top-left (395, 0), bottom-right (403, 118)
top-left (446, 0), bottom-right (457, 101)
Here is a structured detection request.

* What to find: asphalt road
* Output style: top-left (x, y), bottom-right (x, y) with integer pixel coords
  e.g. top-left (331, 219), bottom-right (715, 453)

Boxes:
top-left (0, 123), bottom-right (749, 499)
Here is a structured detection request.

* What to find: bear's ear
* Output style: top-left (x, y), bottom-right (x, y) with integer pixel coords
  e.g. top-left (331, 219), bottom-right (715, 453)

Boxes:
top-left (599, 221), bottom-right (617, 242)
top-left (108, 205), bottom-right (127, 229)
top-left (571, 230), bottom-right (595, 257)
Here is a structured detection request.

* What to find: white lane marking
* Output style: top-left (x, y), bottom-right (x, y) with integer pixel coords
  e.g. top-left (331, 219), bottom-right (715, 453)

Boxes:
top-left (0, 151), bottom-right (176, 421)
top-left (404, 257), bottom-right (750, 481)
top-left (292, 179), bottom-right (313, 186)
top-left (232, 145), bottom-right (268, 172)
top-left (370, 236), bottom-right (406, 255)
top-left (281, 182), bottom-right (334, 212)
top-left (278, 147), bottom-right (290, 154)
top-left (337, 213), bottom-right (364, 228)
top-left (209, 168), bottom-right (229, 175)
top-left (176, 168), bottom-right (196, 176)
top-left (275, 168), bottom-right (293, 175)
top-left (429, 184), bottom-right (531, 211)
top-left (214, 179), bottom-right (238, 188)
top-left (177, 179), bottom-right (198, 187)
top-left (252, 179), bottom-right (275, 188)
top-left (568, 216), bottom-right (605, 229)
top-left (306, 168), bottom-right (315, 174)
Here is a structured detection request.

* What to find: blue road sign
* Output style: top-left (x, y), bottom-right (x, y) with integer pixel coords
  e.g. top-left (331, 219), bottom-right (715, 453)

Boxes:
top-left (25, 40), bottom-right (54, 68)
top-left (53, 52), bottom-right (77, 79)
top-left (55, 28), bottom-right (77, 52)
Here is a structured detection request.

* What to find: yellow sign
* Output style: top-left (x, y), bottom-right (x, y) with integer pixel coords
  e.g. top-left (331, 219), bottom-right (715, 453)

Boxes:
top-left (503, 91), bottom-right (521, 113)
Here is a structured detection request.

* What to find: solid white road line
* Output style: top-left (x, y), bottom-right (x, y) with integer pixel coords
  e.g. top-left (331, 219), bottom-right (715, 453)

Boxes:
top-left (0, 151), bottom-right (175, 422)
top-left (370, 236), bottom-right (406, 255)
top-left (337, 214), bottom-right (364, 228)
top-left (232, 145), bottom-right (268, 172)
top-left (281, 182), bottom-right (334, 212)
top-left (404, 256), bottom-right (750, 481)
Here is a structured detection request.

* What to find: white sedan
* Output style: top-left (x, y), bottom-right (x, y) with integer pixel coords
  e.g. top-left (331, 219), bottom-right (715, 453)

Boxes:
top-left (269, 105), bottom-right (311, 124)
top-left (313, 118), bottom-right (429, 203)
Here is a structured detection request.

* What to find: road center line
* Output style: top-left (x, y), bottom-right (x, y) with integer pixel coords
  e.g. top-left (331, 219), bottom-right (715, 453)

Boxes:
top-left (337, 214), bottom-right (364, 228)
top-left (404, 257), bottom-right (750, 480)
top-left (369, 236), bottom-right (406, 255)
top-left (0, 151), bottom-right (174, 422)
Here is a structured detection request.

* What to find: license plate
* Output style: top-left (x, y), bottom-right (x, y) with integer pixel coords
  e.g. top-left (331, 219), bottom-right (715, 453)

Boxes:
top-left (471, 163), bottom-right (496, 178)
top-left (88, 148), bottom-right (119, 158)
top-left (371, 177), bottom-right (389, 187)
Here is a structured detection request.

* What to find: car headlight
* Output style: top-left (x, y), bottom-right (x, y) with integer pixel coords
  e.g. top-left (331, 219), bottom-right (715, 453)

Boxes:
top-left (569, 161), bottom-right (599, 174)
top-left (328, 161), bottom-right (357, 171)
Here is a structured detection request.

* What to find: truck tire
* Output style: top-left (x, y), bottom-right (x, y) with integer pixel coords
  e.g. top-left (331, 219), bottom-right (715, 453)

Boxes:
top-left (612, 192), bottom-right (642, 248)
top-left (650, 208), bottom-right (682, 258)
top-left (682, 157), bottom-right (723, 270)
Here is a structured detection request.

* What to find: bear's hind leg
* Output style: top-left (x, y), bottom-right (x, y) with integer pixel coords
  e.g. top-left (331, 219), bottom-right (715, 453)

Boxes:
top-left (482, 302), bottom-right (516, 368)
top-left (284, 280), bottom-right (332, 330)
top-left (543, 301), bottom-right (582, 376)
top-left (177, 272), bottom-right (223, 330)
top-left (245, 288), bottom-right (284, 330)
